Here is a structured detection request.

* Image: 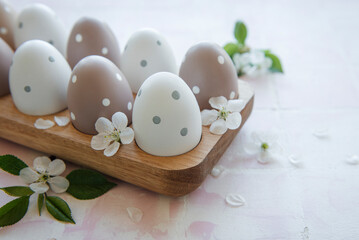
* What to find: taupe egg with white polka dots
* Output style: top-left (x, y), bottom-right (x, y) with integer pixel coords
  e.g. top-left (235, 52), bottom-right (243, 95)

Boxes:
top-left (9, 40), bottom-right (71, 115)
top-left (179, 42), bottom-right (239, 110)
top-left (0, 38), bottom-right (13, 96)
top-left (67, 17), bottom-right (121, 69)
top-left (0, 0), bottom-right (16, 49)
top-left (132, 72), bottom-right (202, 156)
top-left (67, 55), bottom-right (133, 135)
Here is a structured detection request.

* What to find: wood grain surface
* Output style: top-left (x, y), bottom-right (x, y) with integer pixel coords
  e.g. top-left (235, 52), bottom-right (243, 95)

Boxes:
top-left (0, 80), bottom-right (254, 196)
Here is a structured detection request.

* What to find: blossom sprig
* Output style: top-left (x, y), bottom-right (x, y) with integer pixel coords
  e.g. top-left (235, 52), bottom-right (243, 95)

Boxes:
top-left (201, 96), bottom-right (245, 135)
top-left (0, 155), bottom-right (116, 227)
top-left (91, 112), bottom-right (134, 157)
top-left (224, 21), bottom-right (283, 77)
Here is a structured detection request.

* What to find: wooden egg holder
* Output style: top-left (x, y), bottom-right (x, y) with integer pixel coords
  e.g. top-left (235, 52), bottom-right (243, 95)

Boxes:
top-left (0, 80), bottom-right (254, 197)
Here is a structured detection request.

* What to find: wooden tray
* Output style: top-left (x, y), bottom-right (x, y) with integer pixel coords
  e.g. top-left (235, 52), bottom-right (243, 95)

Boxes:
top-left (0, 80), bottom-right (254, 197)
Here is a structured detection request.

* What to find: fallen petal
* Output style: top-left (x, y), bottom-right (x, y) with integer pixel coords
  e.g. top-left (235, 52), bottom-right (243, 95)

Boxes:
top-left (34, 118), bottom-right (55, 129)
top-left (54, 116), bottom-right (70, 127)
top-left (211, 166), bottom-right (224, 178)
top-left (346, 155), bottom-right (359, 165)
top-left (225, 193), bottom-right (245, 207)
top-left (313, 128), bottom-right (330, 139)
top-left (288, 154), bottom-right (302, 167)
top-left (126, 207), bottom-right (143, 223)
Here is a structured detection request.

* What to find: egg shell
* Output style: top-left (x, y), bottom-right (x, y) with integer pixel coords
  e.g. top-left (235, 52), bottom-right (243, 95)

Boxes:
top-left (133, 72), bottom-right (202, 156)
top-left (14, 3), bottom-right (67, 56)
top-left (67, 55), bottom-right (133, 135)
top-left (179, 42), bottom-right (239, 110)
top-left (0, 0), bottom-right (16, 49)
top-left (9, 40), bottom-right (71, 115)
top-left (0, 38), bottom-right (13, 96)
top-left (67, 17), bottom-right (121, 69)
top-left (121, 28), bottom-right (177, 93)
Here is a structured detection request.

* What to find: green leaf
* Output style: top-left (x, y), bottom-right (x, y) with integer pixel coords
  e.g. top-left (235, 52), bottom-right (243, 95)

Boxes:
top-left (0, 155), bottom-right (28, 175)
top-left (45, 196), bottom-right (75, 224)
top-left (38, 194), bottom-right (44, 216)
top-left (0, 196), bottom-right (30, 227)
top-left (223, 43), bottom-right (240, 57)
top-left (0, 186), bottom-right (34, 197)
top-left (265, 52), bottom-right (284, 73)
top-left (66, 169), bottom-right (116, 200)
top-left (234, 21), bottom-right (247, 45)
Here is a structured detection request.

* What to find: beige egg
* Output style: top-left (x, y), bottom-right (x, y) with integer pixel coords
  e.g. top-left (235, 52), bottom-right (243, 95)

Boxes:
top-left (179, 42), bottom-right (239, 110)
top-left (67, 17), bottom-right (121, 69)
top-left (0, 38), bottom-right (13, 96)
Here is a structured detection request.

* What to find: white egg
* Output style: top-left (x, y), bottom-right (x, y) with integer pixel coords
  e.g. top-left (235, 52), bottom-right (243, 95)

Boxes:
top-left (9, 40), bottom-right (71, 115)
top-left (133, 72), bottom-right (202, 156)
top-left (14, 3), bottom-right (67, 56)
top-left (121, 28), bottom-right (177, 93)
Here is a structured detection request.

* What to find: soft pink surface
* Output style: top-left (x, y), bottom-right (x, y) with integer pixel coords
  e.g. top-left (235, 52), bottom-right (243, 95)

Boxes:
top-left (1, 0), bottom-right (359, 239)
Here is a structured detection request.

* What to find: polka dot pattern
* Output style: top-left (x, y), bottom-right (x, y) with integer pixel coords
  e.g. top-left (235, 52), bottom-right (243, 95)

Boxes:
top-left (0, 27), bottom-right (7, 35)
top-left (180, 128), bottom-right (188, 136)
top-left (192, 86), bottom-right (200, 94)
top-left (140, 60), bottom-right (147, 67)
top-left (48, 56), bottom-right (55, 62)
top-left (102, 98), bottom-right (110, 107)
top-left (70, 112), bottom-right (76, 120)
top-left (18, 22), bottom-right (23, 29)
top-left (153, 116), bottom-right (161, 124)
top-left (172, 90), bottom-right (180, 100)
top-left (230, 91), bottom-right (236, 99)
top-left (157, 40), bottom-right (161, 46)
top-left (138, 89), bottom-right (142, 97)
top-left (102, 47), bottom-right (108, 55)
top-left (218, 55), bottom-right (225, 64)
top-left (128, 102), bottom-right (132, 111)
top-left (24, 86), bottom-right (31, 93)
top-left (72, 75), bottom-right (77, 83)
top-left (75, 33), bottom-right (82, 42)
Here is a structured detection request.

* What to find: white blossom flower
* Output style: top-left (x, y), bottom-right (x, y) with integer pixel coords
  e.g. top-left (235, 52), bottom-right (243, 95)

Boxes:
top-left (233, 50), bottom-right (272, 76)
top-left (243, 132), bottom-right (281, 164)
top-left (201, 96), bottom-right (245, 135)
top-left (91, 112), bottom-right (134, 157)
top-left (19, 156), bottom-right (69, 194)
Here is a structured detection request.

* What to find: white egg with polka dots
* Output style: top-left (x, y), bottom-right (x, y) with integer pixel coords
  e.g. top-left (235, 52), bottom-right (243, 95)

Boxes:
top-left (14, 3), bottom-right (67, 56)
top-left (121, 28), bottom-right (177, 93)
top-left (9, 40), bottom-right (71, 115)
top-left (133, 72), bottom-right (202, 156)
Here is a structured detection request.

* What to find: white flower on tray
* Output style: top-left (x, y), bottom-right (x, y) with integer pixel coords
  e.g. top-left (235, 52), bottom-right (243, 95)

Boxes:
top-left (91, 112), bottom-right (134, 157)
top-left (243, 132), bottom-right (281, 164)
top-left (19, 156), bottom-right (69, 194)
top-left (201, 96), bottom-right (245, 135)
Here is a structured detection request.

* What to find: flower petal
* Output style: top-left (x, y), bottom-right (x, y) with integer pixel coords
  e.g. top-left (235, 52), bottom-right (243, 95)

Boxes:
top-left (104, 141), bottom-right (120, 157)
top-left (209, 119), bottom-right (228, 135)
top-left (91, 132), bottom-right (111, 150)
top-left (257, 151), bottom-right (275, 164)
top-left (54, 116), bottom-right (70, 127)
top-left (120, 127), bottom-right (134, 144)
top-left (33, 156), bottom-right (51, 174)
top-left (209, 96), bottom-right (228, 110)
top-left (226, 112), bottom-right (242, 130)
top-left (34, 118), bottom-right (55, 129)
top-left (30, 182), bottom-right (49, 194)
top-left (48, 176), bottom-right (69, 193)
top-left (48, 159), bottom-right (66, 176)
top-left (201, 109), bottom-right (218, 126)
top-left (242, 141), bottom-right (260, 155)
top-left (112, 112), bottom-right (128, 131)
top-left (227, 99), bottom-right (245, 112)
top-left (95, 117), bottom-right (113, 134)
top-left (19, 167), bottom-right (39, 184)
